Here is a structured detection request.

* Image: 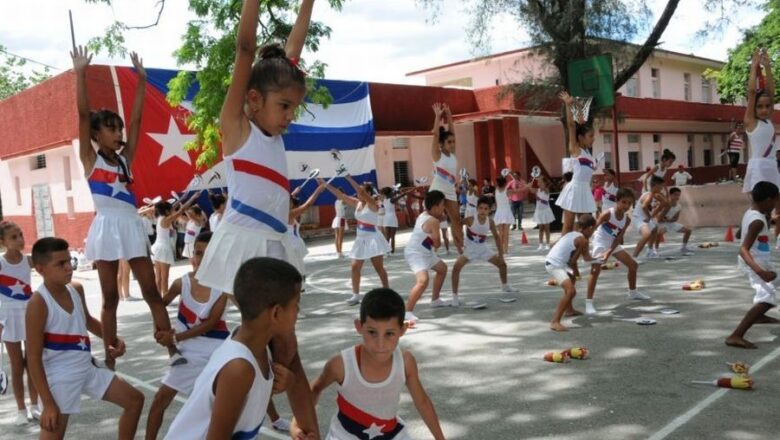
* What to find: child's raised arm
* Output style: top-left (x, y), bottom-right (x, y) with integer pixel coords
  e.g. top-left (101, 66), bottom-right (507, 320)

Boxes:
top-left (761, 50), bottom-right (775, 102)
top-left (345, 174), bottom-right (378, 210)
top-left (72, 46), bottom-right (97, 174)
top-left (430, 103), bottom-right (444, 162)
top-left (403, 351), bottom-right (445, 440)
top-left (220, 0), bottom-right (260, 156)
top-left (206, 359), bottom-right (256, 440)
top-left (745, 51), bottom-right (761, 130)
top-left (25, 293), bottom-right (59, 432)
top-left (123, 52), bottom-right (146, 166)
top-left (290, 183), bottom-right (327, 219)
top-left (559, 91), bottom-right (580, 157)
top-left (285, 0), bottom-right (315, 61)
top-left (318, 178), bottom-right (359, 208)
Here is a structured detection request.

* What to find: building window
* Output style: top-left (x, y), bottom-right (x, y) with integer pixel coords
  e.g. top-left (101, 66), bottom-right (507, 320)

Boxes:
top-left (703, 134), bottom-right (712, 143)
top-left (14, 176), bottom-right (22, 206)
top-left (627, 134), bottom-right (640, 144)
top-left (702, 77), bottom-right (712, 103)
top-left (651, 68), bottom-right (660, 98)
top-left (392, 138), bottom-right (409, 149)
top-left (31, 154), bottom-right (46, 170)
top-left (63, 156), bottom-right (72, 191)
top-left (66, 196), bottom-right (76, 219)
top-left (652, 134), bottom-right (661, 143)
top-left (603, 134), bottom-right (613, 148)
top-left (687, 134), bottom-right (695, 144)
top-left (654, 151), bottom-right (660, 164)
top-left (628, 151), bottom-right (640, 171)
top-left (603, 152), bottom-right (612, 170)
top-left (625, 76), bottom-right (639, 97)
top-left (393, 161), bottom-right (410, 187)
top-left (688, 146), bottom-right (694, 167)
top-left (683, 73), bottom-right (691, 101)
top-left (703, 149), bottom-right (713, 166)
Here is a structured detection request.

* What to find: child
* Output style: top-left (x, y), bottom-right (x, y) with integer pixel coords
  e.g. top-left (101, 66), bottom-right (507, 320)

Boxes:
top-left (586, 188), bottom-right (647, 315)
top-left (0, 221), bottom-right (40, 424)
top-left (152, 197), bottom-right (197, 298)
top-left (642, 149), bottom-right (675, 193)
top-left (742, 49), bottom-right (778, 194)
top-left (726, 122), bottom-right (746, 181)
top-left (592, 179), bottom-right (605, 216)
top-left (451, 196), bottom-right (516, 307)
top-left (308, 288), bottom-right (445, 440)
top-left (726, 181), bottom-right (780, 349)
top-left (545, 214), bottom-right (599, 331)
top-left (72, 47), bottom-right (180, 368)
top-left (182, 206), bottom-right (206, 258)
top-left (632, 175), bottom-right (668, 260)
top-left (654, 187), bottom-right (694, 255)
top-left (26, 237), bottom-right (144, 439)
top-left (145, 231), bottom-right (229, 439)
top-left (601, 169), bottom-right (618, 212)
top-left (439, 211), bottom-right (451, 255)
top-left (332, 188), bottom-right (350, 258)
top-left (322, 176), bottom-right (390, 305)
top-left (192, 0), bottom-right (319, 433)
top-left (464, 179), bottom-right (479, 219)
top-left (429, 102), bottom-right (464, 251)
top-left (529, 176), bottom-right (554, 250)
top-left (404, 190), bottom-right (449, 325)
top-left (288, 182), bottom-right (327, 289)
top-left (207, 192), bottom-right (227, 232)
top-left (164, 257), bottom-right (302, 439)
top-left (493, 176), bottom-right (518, 254)
top-left (381, 186), bottom-right (413, 255)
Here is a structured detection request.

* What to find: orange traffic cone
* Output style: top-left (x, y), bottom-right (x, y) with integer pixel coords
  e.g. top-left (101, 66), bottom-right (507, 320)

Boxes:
top-left (724, 226), bottom-right (734, 243)
top-left (521, 231), bottom-right (528, 245)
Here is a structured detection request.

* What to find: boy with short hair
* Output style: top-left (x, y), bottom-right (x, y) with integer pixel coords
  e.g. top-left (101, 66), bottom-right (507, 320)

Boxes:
top-left (307, 288), bottom-right (445, 440)
top-left (26, 237), bottom-right (144, 440)
top-left (545, 214), bottom-right (599, 331)
top-left (164, 257), bottom-right (303, 439)
top-left (632, 175), bottom-right (668, 260)
top-left (451, 196), bottom-right (517, 307)
top-left (403, 190), bottom-right (449, 325)
top-left (654, 187), bottom-right (694, 255)
top-left (726, 181), bottom-right (780, 349)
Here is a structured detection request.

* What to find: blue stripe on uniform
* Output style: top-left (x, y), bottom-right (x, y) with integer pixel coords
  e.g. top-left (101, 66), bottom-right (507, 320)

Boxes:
top-left (88, 181), bottom-right (137, 206)
top-left (230, 199), bottom-right (288, 234)
top-left (231, 419), bottom-right (263, 440)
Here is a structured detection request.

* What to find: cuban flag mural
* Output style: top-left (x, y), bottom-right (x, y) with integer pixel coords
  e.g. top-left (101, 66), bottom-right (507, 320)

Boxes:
top-left (113, 66), bottom-right (376, 207)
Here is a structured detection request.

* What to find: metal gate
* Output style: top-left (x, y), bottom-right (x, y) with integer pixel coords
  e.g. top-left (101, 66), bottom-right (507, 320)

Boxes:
top-left (32, 184), bottom-right (55, 238)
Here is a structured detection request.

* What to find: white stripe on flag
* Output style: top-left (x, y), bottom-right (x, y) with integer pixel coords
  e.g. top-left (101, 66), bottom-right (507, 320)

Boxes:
top-left (293, 96), bottom-right (373, 129)
top-left (287, 145), bottom-right (376, 179)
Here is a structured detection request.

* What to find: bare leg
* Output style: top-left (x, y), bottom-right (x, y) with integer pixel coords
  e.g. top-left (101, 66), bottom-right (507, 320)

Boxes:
top-left (445, 200), bottom-right (464, 251)
top-left (127, 257), bottom-right (177, 356)
top-left (351, 259), bottom-right (364, 294)
top-left (586, 263), bottom-right (601, 300)
top-left (388, 227), bottom-right (397, 253)
top-left (725, 302), bottom-right (773, 349)
top-left (430, 261), bottom-right (447, 301)
top-left (441, 229), bottom-right (450, 253)
top-left (614, 251), bottom-right (638, 290)
top-left (682, 227), bottom-right (692, 247)
top-left (544, 225), bottom-right (551, 244)
top-left (159, 263), bottom-right (171, 297)
top-left (488, 255), bottom-right (508, 284)
top-left (551, 279), bottom-right (576, 331)
top-left (144, 385), bottom-right (177, 440)
top-left (38, 413), bottom-right (69, 440)
top-left (118, 260), bottom-right (131, 300)
top-left (406, 271), bottom-right (430, 312)
top-left (95, 260), bottom-right (120, 368)
top-left (6, 342), bottom-right (26, 410)
top-left (23, 342), bottom-right (38, 407)
top-left (335, 226), bottom-right (344, 254)
top-left (102, 376), bottom-right (145, 440)
top-left (451, 256), bottom-right (468, 295)
top-left (369, 255), bottom-right (389, 288)
top-left (561, 210), bottom-right (576, 234)
top-left (267, 399), bottom-right (281, 423)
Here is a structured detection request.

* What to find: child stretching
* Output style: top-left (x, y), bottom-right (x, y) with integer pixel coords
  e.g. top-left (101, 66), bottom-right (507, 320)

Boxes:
top-left (288, 182), bottom-right (328, 290)
top-left (332, 188), bottom-right (350, 258)
top-left (165, 257), bottom-right (302, 439)
top-left (586, 188), bottom-right (647, 315)
top-left (404, 191), bottom-right (449, 325)
top-left (0, 221), bottom-right (40, 424)
top-left (26, 238), bottom-right (144, 439)
top-left (726, 181), bottom-right (780, 349)
top-left (381, 186), bottom-right (416, 254)
top-left (545, 215), bottom-right (599, 331)
top-left (182, 206), bottom-right (206, 258)
top-left (632, 175), bottom-right (668, 260)
top-left (464, 179), bottom-right (479, 219)
top-left (72, 47), bottom-right (180, 368)
top-left (192, 0), bottom-right (319, 433)
top-left (528, 176), bottom-right (554, 250)
top-left (307, 288), bottom-right (445, 440)
top-left (654, 187), bottom-right (694, 255)
top-left (600, 169), bottom-right (618, 212)
top-left (451, 196), bottom-right (516, 307)
top-left (152, 197), bottom-right (198, 298)
top-left (145, 232), bottom-right (229, 440)
top-left (642, 149), bottom-right (675, 193)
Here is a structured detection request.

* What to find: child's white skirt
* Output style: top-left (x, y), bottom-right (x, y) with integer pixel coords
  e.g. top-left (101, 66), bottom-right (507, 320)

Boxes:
top-left (152, 237), bottom-right (176, 265)
top-left (85, 209), bottom-right (150, 261)
top-left (743, 158), bottom-right (780, 193)
top-left (493, 206), bottom-right (515, 225)
top-left (350, 231), bottom-right (390, 261)
top-left (533, 206), bottom-right (555, 225)
top-left (556, 182), bottom-right (597, 213)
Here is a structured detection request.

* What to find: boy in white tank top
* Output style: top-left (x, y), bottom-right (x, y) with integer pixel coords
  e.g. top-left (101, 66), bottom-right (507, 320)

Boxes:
top-left (653, 187), bottom-right (694, 256)
top-left (26, 237), bottom-right (144, 439)
top-left (307, 288), bottom-right (445, 440)
top-left (726, 181), bottom-right (780, 349)
top-left (544, 215), bottom-right (599, 332)
top-left (451, 196), bottom-right (518, 307)
top-left (165, 257), bottom-right (303, 439)
top-left (146, 231), bottom-right (230, 439)
top-left (586, 188), bottom-right (649, 316)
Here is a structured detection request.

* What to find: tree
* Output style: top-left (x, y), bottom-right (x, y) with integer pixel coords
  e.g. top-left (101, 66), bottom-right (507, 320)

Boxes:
top-left (0, 46), bottom-right (51, 101)
top-left (705, 0), bottom-right (780, 104)
top-left (83, 0), bottom-right (343, 167)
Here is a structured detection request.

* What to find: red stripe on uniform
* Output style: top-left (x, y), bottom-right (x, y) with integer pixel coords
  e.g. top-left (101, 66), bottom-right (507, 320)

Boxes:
top-left (44, 333), bottom-right (91, 345)
top-left (232, 159), bottom-right (290, 191)
top-left (89, 167), bottom-right (129, 184)
top-left (337, 393), bottom-right (398, 433)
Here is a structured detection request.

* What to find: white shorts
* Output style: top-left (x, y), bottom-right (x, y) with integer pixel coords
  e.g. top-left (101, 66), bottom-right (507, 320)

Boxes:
top-left (47, 362), bottom-right (115, 414)
top-left (429, 181), bottom-right (458, 201)
top-left (463, 242), bottom-right (496, 262)
top-left (660, 222), bottom-right (684, 233)
top-left (331, 217), bottom-right (349, 230)
top-left (745, 269), bottom-right (779, 307)
top-left (182, 241), bottom-right (195, 259)
top-left (0, 306), bottom-right (26, 342)
top-left (592, 244), bottom-right (624, 260)
top-left (161, 355), bottom-right (209, 396)
top-left (151, 238), bottom-right (176, 265)
top-left (545, 263), bottom-right (572, 284)
top-left (405, 249), bottom-right (441, 274)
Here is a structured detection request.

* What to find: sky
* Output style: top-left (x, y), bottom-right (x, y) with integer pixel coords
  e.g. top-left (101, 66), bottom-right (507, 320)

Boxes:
top-left (0, 0), bottom-right (766, 85)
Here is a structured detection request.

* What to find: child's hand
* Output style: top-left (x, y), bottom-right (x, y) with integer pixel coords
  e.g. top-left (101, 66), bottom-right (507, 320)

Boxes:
top-left (108, 338), bottom-right (126, 359)
top-left (290, 419), bottom-right (317, 440)
top-left (70, 45), bottom-right (92, 72)
top-left (271, 362), bottom-right (293, 394)
top-left (558, 91), bottom-right (573, 105)
top-left (130, 52), bottom-right (146, 79)
top-left (155, 329), bottom-right (175, 347)
top-left (443, 103), bottom-right (452, 116)
top-left (40, 403), bottom-right (60, 432)
top-left (758, 270), bottom-right (777, 283)
top-left (432, 103), bottom-right (444, 117)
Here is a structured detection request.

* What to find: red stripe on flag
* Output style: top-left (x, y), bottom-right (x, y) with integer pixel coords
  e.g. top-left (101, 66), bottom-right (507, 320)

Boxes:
top-left (233, 159), bottom-right (290, 191)
top-left (336, 393), bottom-right (398, 432)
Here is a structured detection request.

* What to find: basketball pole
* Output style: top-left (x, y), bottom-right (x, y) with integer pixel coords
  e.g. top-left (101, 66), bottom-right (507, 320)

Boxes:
top-left (612, 101), bottom-right (621, 186)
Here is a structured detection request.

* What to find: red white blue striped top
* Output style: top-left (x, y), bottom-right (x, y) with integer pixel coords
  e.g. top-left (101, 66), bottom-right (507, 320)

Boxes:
top-left (87, 154), bottom-right (137, 211)
top-left (39, 284), bottom-right (92, 371)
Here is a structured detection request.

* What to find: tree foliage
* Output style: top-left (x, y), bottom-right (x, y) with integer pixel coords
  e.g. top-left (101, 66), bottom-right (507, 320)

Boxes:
top-left (0, 46), bottom-right (51, 101)
top-left (705, 0), bottom-right (780, 104)
top-left (84, 0), bottom-right (343, 167)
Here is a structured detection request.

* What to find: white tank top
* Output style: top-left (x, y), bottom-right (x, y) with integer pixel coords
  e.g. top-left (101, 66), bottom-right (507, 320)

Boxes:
top-left (535, 190), bottom-right (551, 210)
top-left (164, 340), bottom-right (273, 440)
top-left (432, 152), bottom-right (457, 187)
top-left (208, 212), bottom-right (222, 232)
top-left (0, 254), bottom-right (32, 308)
top-left (383, 199), bottom-right (396, 218)
top-left (39, 284), bottom-right (92, 371)
top-left (184, 220), bottom-right (201, 244)
top-left (175, 274), bottom-right (228, 356)
top-left (739, 209), bottom-right (771, 267)
top-left (330, 346), bottom-right (406, 439)
top-left (355, 203), bottom-right (379, 236)
top-left (593, 208), bottom-right (626, 248)
top-left (466, 193), bottom-right (478, 208)
top-left (286, 219), bottom-right (301, 239)
top-left (663, 204), bottom-right (681, 222)
top-left (748, 119), bottom-right (776, 159)
top-left (223, 122), bottom-right (289, 234)
top-left (87, 153), bottom-right (137, 212)
top-left (602, 183), bottom-right (618, 209)
top-left (335, 200), bottom-right (346, 218)
top-left (155, 217), bottom-right (172, 243)
top-left (466, 216), bottom-right (490, 244)
top-left (654, 164), bottom-right (667, 179)
top-left (545, 232), bottom-right (582, 267)
top-left (407, 213), bottom-right (436, 254)
top-left (633, 192), bottom-right (658, 224)
top-left (495, 189), bottom-right (510, 210)
top-left (572, 149), bottom-right (595, 184)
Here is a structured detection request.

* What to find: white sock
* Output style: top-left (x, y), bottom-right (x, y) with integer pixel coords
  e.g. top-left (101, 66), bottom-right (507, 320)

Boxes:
top-left (502, 284), bottom-right (509, 289)
top-left (628, 289), bottom-right (637, 295)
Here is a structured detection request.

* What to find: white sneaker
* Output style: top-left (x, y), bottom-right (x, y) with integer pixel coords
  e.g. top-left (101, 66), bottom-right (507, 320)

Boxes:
top-left (170, 352), bottom-right (188, 367)
top-left (430, 298), bottom-right (450, 308)
top-left (272, 417), bottom-right (291, 432)
top-left (628, 290), bottom-right (651, 300)
top-left (404, 311), bottom-right (419, 324)
top-left (502, 285), bottom-right (518, 293)
top-left (543, 244), bottom-right (550, 251)
top-left (29, 406), bottom-right (42, 420)
top-left (345, 294), bottom-right (362, 306)
top-left (451, 296), bottom-right (461, 307)
top-left (585, 303), bottom-right (597, 315)
top-left (537, 244), bottom-right (544, 251)
top-left (680, 247), bottom-right (695, 256)
top-left (14, 410), bottom-right (27, 426)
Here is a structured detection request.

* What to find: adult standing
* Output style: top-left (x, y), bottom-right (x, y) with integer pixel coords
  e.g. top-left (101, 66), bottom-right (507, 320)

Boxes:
top-left (507, 171), bottom-right (528, 230)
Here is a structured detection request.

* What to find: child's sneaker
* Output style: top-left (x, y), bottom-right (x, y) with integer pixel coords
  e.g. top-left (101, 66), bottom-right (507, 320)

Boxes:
top-left (543, 244), bottom-right (550, 251)
top-left (501, 285), bottom-right (518, 293)
top-left (680, 246), bottom-right (695, 256)
top-left (536, 244), bottom-right (544, 251)
top-left (345, 294), bottom-right (362, 306)
top-left (0, 370), bottom-right (7, 395)
top-left (430, 298), bottom-right (450, 308)
top-left (585, 302), bottom-right (597, 315)
top-left (628, 290), bottom-right (651, 300)
top-left (451, 295), bottom-right (461, 307)
top-left (170, 352), bottom-right (188, 367)
top-left (27, 406), bottom-right (41, 421)
top-left (14, 410), bottom-right (27, 426)
top-left (404, 311), bottom-right (419, 324)
top-left (271, 417), bottom-right (292, 432)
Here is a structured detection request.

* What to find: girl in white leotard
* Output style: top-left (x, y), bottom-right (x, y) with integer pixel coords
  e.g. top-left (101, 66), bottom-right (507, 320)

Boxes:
top-left (428, 103), bottom-right (464, 252)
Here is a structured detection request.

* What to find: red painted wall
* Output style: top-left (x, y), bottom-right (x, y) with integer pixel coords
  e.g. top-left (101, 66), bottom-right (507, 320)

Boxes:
top-left (6, 212), bottom-right (94, 253)
top-left (369, 82), bottom-right (477, 133)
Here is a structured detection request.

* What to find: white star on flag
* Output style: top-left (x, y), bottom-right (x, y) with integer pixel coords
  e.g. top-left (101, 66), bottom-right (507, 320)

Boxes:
top-left (362, 422), bottom-right (385, 439)
top-left (108, 176), bottom-right (130, 198)
top-left (78, 338), bottom-right (89, 351)
top-left (148, 116), bottom-right (196, 166)
top-left (9, 281), bottom-right (27, 298)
